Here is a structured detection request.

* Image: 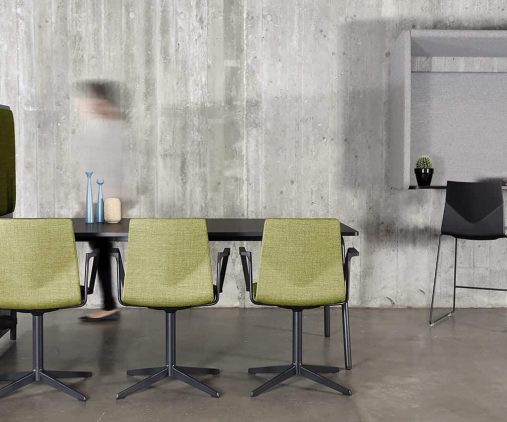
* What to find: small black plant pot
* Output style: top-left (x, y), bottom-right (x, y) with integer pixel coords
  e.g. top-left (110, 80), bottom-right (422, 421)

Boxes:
top-left (414, 168), bottom-right (434, 187)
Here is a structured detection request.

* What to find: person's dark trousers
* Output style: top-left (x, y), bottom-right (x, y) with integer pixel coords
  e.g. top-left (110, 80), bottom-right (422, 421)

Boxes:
top-left (89, 240), bottom-right (116, 311)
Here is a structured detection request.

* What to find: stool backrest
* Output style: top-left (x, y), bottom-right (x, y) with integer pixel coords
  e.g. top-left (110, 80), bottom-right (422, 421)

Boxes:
top-left (442, 181), bottom-right (504, 240)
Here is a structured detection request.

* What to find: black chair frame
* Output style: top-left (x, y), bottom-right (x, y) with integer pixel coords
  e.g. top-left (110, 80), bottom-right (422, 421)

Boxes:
top-left (239, 243), bottom-right (358, 397)
top-left (113, 247), bottom-right (230, 399)
top-left (0, 250), bottom-right (98, 401)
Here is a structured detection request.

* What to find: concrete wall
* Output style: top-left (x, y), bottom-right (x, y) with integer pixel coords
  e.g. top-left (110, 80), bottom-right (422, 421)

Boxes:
top-left (1, 0), bottom-right (507, 308)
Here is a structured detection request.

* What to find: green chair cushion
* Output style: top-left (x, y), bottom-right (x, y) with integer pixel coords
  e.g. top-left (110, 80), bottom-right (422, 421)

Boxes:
top-left (122, 219), bottom-right (215, 308)
top-left (0, 219), bottom-right (81, 310)
top-left (0, 106), bottom-right (16, 216)
top-left (255, 218), bottom-right (346, 307)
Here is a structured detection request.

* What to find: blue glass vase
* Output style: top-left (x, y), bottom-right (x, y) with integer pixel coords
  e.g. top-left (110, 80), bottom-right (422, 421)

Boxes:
top-left (96, 179), bottom-right (104, 223)
top-left (85, 171), bottom-right (94, 224)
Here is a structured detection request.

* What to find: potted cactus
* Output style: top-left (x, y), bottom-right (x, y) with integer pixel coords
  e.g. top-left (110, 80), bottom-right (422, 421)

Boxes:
top-left (414, 155), bottom-right (434, 186)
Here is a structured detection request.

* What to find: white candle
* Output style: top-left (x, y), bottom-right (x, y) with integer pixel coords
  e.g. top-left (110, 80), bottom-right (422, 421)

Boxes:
top-left (104, 198), bottom-right (122, 223)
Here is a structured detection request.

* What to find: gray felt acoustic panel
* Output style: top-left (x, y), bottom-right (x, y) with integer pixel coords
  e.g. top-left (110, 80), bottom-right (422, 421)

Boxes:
top-left (388, 30), bottom-right (507, 189)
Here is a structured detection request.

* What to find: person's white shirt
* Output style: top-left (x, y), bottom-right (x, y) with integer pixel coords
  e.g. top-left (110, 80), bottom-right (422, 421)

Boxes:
top-left (71, 115), bottom-right (128, 216)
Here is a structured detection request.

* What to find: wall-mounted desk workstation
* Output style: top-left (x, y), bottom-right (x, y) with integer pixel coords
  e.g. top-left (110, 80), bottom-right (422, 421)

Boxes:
top-left (389, 30), bottom-right (507, 189)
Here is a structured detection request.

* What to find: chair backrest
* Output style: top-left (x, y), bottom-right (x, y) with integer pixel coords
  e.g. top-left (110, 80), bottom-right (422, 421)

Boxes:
top-left (0, 219), bottom-right (81, 310)
top-left (0, 105), bottom-right (15, 216)
top-left (122, 219), bottom-right (215, 308)
top-left (442, 181), bottom-right (505, 240)
top-left (255, 219), bottom-right (345, 307)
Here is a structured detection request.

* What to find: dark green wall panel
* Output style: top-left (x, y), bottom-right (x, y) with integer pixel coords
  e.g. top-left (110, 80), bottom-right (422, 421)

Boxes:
top-left (0, 105), bottom-right (15, 216)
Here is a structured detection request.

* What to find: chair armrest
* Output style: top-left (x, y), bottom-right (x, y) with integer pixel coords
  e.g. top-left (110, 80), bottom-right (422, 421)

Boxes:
top-left (343, 247), bottom-right (359, 303)
top-left (81, 249), bottom-right (99, 305)
top-left (239, 247), bottom-right (252, 292)
top-left (111, 248), bottom-right (126, 306)
top-left (216, 248), bottom-right (230, 294)
top-left (239, 247), bottom-right (259, 304)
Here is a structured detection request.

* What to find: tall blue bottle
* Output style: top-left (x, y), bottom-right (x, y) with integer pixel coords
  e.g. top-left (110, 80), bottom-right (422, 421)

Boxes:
top-left (96, 179), bottom-right (104, 223)
top-left (85, 171), bottom-right (94, 224)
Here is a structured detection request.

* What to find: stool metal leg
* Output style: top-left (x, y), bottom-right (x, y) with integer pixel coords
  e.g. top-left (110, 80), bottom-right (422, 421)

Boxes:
top-left (430, 235), bottom-right (457, 326)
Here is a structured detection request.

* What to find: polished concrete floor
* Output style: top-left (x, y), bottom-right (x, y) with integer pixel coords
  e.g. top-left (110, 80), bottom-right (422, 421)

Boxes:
top-left (1, 307), bottom-right (507, 421)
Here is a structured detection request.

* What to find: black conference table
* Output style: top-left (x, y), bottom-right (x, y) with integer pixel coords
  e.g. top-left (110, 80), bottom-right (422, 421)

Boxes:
top-left (72, 218), bottom-right (359, 241)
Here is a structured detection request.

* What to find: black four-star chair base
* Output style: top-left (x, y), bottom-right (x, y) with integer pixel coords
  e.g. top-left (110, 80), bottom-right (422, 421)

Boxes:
top-left (116, 365), bottom-right (220, 399)
top-left (0, 369), bottom-right (92, 401)
top-left (248, 310), bottom-right (352, 397)
top-left (248, 364), bottom-right (350, 397)
top-left (116, 312), bottom-right (220, 399)
top-left (0, 314), bottom-right (91, 401)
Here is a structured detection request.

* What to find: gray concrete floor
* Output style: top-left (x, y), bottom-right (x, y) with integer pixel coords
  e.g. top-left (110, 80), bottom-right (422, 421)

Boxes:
top-left (1, 308), bottom-right (507, 421)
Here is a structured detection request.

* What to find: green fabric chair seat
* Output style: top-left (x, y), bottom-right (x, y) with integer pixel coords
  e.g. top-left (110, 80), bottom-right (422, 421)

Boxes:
top-left (0, 219), bottom-right (81, 310)
top-left (254, 218), bottom-right (346, 307)
top-left (122, 219), bottom-right (215, 308)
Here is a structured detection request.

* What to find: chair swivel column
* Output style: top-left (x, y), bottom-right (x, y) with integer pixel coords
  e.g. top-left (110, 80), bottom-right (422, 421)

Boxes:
top-left (293, 311), bottom-right (302, 373)
top-left (166, 312), bottom-right (176, 375)
top-left (33, 314), bottom-right (43, 381)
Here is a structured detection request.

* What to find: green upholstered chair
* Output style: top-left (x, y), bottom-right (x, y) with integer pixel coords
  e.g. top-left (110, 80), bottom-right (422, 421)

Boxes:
top-left (240, 218), bottom-right (359, 397)
top-left (0, 219), bottom-right (94, 401)
top-left (114, 219), bottom-right (230, 400)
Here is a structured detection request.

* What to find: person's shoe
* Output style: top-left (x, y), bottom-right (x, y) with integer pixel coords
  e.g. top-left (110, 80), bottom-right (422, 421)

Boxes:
top-left (80, 309), bottom-right (120, 322)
